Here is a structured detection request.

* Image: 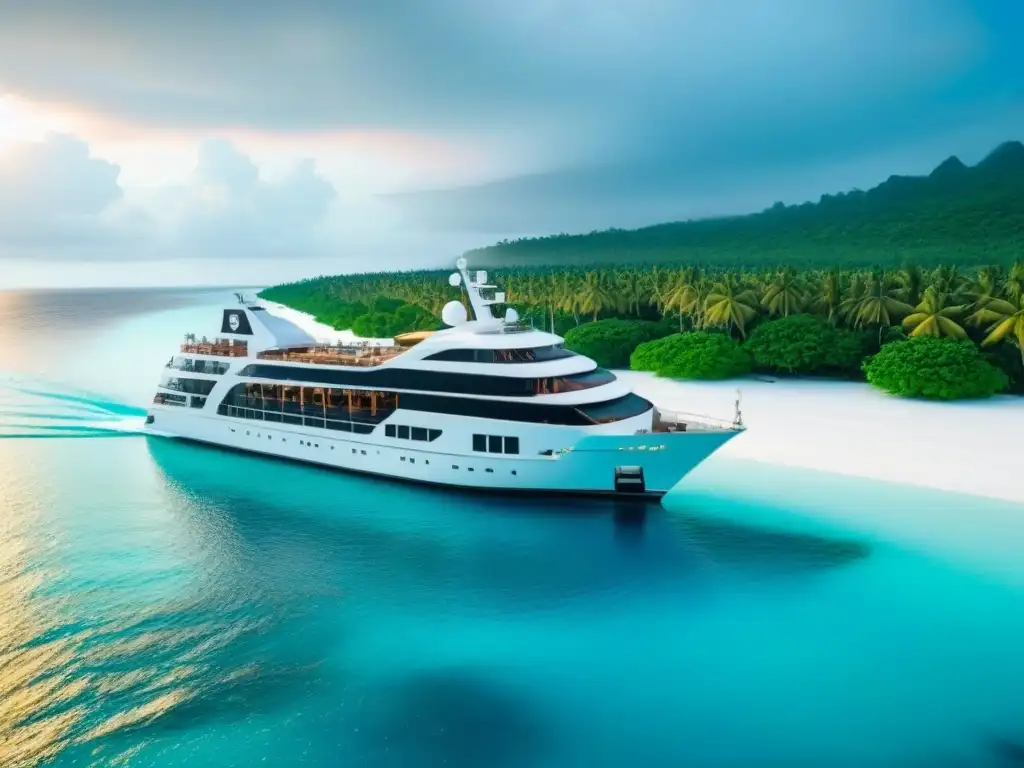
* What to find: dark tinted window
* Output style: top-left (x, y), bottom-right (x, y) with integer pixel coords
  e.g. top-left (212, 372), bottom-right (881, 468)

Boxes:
top-left (385, 424), bottom-right (396, 437)
top-left (411, 427), bottom-right (428, 441)
top-left (428, 429), bottom-right (442, 441)
top-left (575, 393), bottom-right (653, 423)
top-left (424, 345), bottom-right (575, 363)
top-left (403, 394), bottom-right (590, 426)
top-left (534, 368), bottom-right (617, 394)
top-left (235, 364), bottom-right (613, 398)
top-left (398, 425), bottom-right (410, 439)
top-left (504, 437), bottom-right (519, 454)
top-left (165, 377), bottom-right (217, 396)
top-left (473, 434), bottom-right (487, 451)
top-left (488, 435), bottom-right (502, 453)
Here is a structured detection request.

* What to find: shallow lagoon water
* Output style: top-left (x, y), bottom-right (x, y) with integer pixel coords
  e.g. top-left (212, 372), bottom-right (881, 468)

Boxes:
top-left (1, 288), bottom-right (1023, 767)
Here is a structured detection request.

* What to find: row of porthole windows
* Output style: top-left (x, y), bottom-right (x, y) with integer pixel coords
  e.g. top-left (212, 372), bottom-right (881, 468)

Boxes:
top-left (232, 427), bottom-right (445, 465)
top-left (451, 464), bottom-right (517, 476)
top-left (230, 427), bottom-right (517, 476)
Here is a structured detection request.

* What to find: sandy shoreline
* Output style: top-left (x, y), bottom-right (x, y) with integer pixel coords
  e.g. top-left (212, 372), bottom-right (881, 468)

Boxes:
top-left (263, 302), bottom-right (1023, 505)
top-left (620, 370), bottom-right (1023, 505)
top-left (261, 300), bottom-right (394, 346)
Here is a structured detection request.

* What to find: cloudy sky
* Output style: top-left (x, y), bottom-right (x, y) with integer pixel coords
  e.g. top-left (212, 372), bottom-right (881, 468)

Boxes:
top-left (0, 0), bottom-right (1021, 288)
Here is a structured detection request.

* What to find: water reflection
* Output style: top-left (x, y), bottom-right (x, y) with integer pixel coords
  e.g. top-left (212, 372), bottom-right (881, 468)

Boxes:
top-left (0, 429), bottom-right (875, 766)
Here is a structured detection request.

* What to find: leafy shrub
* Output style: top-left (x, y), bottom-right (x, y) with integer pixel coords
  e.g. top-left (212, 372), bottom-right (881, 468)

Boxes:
top-left (631, 332), bottom-right (753, 380)
top-left (744, 314), bottom-right (870, 375)
top-left (863, 337), bottom-right (1009, 399)
top-left (563, 319), bottom-right (674, 368)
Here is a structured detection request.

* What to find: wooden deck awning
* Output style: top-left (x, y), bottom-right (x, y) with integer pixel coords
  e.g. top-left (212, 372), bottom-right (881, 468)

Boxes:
top-left (394, 330), bottom-right (436, 347)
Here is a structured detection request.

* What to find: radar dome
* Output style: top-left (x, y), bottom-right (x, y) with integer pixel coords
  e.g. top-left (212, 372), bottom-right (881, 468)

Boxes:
top-left (456, 257), bottom-right (468, 270)
top-left (442, 301), bottom-right (468, 326)
top-left (448, 272), bottom-right (461, 287)
top-left (504, 307), bottom-right (519, 323)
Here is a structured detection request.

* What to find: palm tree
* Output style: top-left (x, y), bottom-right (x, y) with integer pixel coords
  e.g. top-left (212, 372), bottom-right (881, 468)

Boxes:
top-left (972, 293), bottom-right (1024, 369)
top-left (897, 264), bottom-right (925, 306)
top-left (850, 270), bottom-right (915, 342)
top-left (703, 275), bottom-right (760, 338)
top-left (809, 268), bottom-right (844, 325)
top-left (761, 267), bottom-right (805, 317)
top-left (578, 271), bottom-right (618, 322)
top-left (930, 264), bottom-right (965, 297)
top-left (663, 268), bottom-right (697, 331)
top-left (616, 270), bottom-right (650, 317)
top-left (902, 287), bottom-right (968, 338)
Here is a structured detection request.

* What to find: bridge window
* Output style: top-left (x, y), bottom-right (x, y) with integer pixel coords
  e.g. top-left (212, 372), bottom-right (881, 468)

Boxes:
top-left (163, 377), bottom-right (218, 396)
top-left (473, 434), bottom-right (520, 455)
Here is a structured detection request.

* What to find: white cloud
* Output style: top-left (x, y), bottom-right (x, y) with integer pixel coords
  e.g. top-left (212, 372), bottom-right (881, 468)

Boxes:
top-left (0, 133), bottom-right (340, 261)
top-left (0, 133), bottom-right (124, 246)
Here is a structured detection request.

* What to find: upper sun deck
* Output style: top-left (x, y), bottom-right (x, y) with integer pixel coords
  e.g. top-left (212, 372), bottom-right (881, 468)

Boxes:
top-left (257, 343), bottom-right (405, 367)
top-left (180, 337), bottom-right (249, 357)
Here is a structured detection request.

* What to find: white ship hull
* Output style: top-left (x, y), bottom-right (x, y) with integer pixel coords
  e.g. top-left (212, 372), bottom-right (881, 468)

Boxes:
top-left (146, 406), bottom-right (737, 497)
top-left (145, 259), bottom-right (744, 500)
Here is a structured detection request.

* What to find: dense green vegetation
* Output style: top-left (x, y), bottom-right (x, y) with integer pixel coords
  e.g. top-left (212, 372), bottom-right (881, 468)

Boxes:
top-left (631, 332), bottom-right (753, 380)
top-left (561, 319), bottom-right (674, 368)
top-left (260, 259), bottom-right (1024, 399)
top-left (744, 315), bottom-right (870, 376)
top-left (863, 337), bottom-right (1009, 400)
top-left (258, 286), bottom-right (443, 338)
top-left (466, 141), bottom-right (1024, 270)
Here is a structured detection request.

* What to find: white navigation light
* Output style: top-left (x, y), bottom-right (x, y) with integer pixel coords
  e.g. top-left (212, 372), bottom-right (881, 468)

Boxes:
top-left (476, 270), bottom-right (488, 284)
top-left (448, 272), bottom-right (462, 287)
top-left (504, 307), bottom-right (519, 324)
top-left (442, 300), bottom-right (468, 326)
top-left (456, 257), bottom-right (468, 270)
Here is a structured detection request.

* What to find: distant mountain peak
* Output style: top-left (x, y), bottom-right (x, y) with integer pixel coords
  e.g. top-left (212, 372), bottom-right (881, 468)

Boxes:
top-left (930, 155), bottom-right (967, 178)
top-left (977, 140), bottom-right (1024, 170)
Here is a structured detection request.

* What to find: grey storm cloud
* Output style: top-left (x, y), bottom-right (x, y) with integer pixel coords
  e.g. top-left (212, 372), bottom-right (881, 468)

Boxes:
top-left (0, 0), bottom-right (1014, 244)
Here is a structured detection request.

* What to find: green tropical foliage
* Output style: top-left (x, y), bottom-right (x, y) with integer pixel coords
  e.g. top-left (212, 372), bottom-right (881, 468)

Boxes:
top-left (863, 337), bottom-right (1009, 400)
top-left (630, 332), bottom-right (752, 380)
top-left (466, 141), bottom-right (1024, 270)
top-left (561, 319), bottom-right (674, 368)
top-left (744, 315), bottom-right (870, 375)
top-left (902, 288), bottom-right (968, 339)
top-left (260, 259), bottom-right (1024, 396)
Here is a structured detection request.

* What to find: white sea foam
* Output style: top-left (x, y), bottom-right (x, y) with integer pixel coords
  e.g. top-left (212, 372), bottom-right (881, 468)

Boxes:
top-left (619, 370), bottom-right (1024, 505)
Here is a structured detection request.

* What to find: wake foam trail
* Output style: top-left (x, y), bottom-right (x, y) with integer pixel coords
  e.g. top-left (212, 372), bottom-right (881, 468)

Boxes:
top-left (0, 376), bottom-right (148, 439)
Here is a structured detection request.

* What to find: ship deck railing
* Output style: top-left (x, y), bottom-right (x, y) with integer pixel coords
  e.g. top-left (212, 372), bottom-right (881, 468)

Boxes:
top-left (650, 407), bottom-right (743, 434)
top-left (180, 338), bottom-right (249, 357)
top-left (256, 344), bottom-right (404, 367)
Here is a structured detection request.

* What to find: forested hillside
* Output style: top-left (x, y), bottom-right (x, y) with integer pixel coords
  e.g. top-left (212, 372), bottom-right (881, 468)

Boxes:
top-left (465, 141), bottom-right (1024, 269)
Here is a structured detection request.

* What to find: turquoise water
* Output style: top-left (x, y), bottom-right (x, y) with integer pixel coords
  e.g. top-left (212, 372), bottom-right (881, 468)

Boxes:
top-left (2, 289), bottom-right (1024, 767)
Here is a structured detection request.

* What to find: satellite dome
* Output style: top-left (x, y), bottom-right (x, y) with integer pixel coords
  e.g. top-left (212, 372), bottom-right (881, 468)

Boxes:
top-left (456, 257), bottom-right (468, 270)
top-left (504, 307), bottom-right (519, 323)
top-left (442, 301), bottom-right (468, 326)
top-left (448, 272), bottom-right (461, 287)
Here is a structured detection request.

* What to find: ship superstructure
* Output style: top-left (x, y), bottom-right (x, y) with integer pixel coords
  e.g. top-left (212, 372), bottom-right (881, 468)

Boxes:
top-left (145, 258), bottom-right (743, 497)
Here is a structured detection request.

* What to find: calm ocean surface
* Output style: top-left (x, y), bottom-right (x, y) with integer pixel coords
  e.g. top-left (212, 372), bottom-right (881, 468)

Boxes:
top-left (1, 288), bottom-right (1024, 767)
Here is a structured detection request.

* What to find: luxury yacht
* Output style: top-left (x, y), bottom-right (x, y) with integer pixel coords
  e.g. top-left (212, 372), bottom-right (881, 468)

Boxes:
top-left (144, 258), bottom-right (744, 497)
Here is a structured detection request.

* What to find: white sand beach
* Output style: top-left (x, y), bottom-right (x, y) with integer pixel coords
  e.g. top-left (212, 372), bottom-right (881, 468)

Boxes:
top-left (620, 370), bottom-right (1024, 505)
top-left (261, 300), bottom-right (395, 347)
